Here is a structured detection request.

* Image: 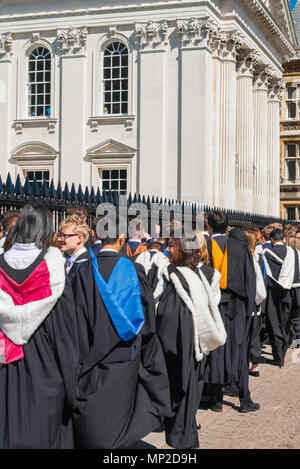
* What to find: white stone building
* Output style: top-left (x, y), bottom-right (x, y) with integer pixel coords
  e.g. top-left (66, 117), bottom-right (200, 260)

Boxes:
top-left (0, 0), bottom-right (297, 216)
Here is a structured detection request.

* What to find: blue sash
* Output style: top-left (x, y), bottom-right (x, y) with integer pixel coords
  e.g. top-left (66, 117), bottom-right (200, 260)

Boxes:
top-left (89, 248), bottom-right (145, 342)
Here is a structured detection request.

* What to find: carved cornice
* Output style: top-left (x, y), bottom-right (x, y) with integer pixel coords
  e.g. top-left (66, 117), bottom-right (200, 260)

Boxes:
top-left (176, 17), bottom-right (219, 50)
top-left (134, 20), bottom-right (168, 50)
top-left (0, 32), bottom-right (12, 60)
top-left (56, 26), bottom-right (88, 55)
top-left (244, 0), bottom-right (295, 56)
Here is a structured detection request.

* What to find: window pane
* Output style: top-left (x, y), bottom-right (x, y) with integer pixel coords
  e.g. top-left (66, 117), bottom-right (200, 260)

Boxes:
top-left (102, 170), bottom-right (110, 180)
top-left (288, 102), bottom-right (296, 119)
top-left (111, 170), bottom-right (119, 179)
top-left (112, 103), bottom-right (120, 114)
top-left (287, 207), bottom-right (296, 220)
top-left (288, 87), bottom-right (297, 100)
top-left (287, 160), bottom-right (296, 181)
top-left (287, 144), bottom-right (296, 157)
top-left (120, 169), bottom-right (127, 179)
top-left (28, 47), bottom-right (51, 118)
top-left (103, 42), bottom-right (128, 116)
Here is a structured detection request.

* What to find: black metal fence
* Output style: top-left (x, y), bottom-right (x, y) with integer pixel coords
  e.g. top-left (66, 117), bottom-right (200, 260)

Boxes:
top-left (0, 173), bottom-right (296, 230)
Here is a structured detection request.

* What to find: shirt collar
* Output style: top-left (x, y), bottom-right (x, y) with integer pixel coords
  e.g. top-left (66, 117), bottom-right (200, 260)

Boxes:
top-left (70, 247), bottom-right (87, 263)
top-left (100, 248), bottom-right (119, 254)
top-left (211, 233), bottom-right (225, 239)
top-left (128, 238), bottom-right (141, 244)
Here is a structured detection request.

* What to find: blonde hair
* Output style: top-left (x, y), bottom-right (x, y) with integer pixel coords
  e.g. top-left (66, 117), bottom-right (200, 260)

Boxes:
top-left (286, 236), bottom-right (300, 250)
top-left (59, 215), bottom-right (90, 244)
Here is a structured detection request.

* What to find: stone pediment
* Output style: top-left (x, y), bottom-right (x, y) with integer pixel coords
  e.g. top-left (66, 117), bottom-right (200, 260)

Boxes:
top-left (87, 139), bottom-right (136, 158)
top-left (12, 142), bottom-right (58, 160)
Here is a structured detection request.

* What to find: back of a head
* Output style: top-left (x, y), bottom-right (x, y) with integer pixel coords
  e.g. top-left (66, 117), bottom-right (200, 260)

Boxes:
top-left (9, 202), bottom-right (53, 250)
top-left (261, 225), bottom-right (273, 242)
top-left (148, 241), bottom-right (164, 253)
top-left (3, 210), bottom-right (20, 233)
top-left (288, 236), bottom-right (300, 250)
top-left (208, 211), bottom-right (228, 234)
top-left (228, 227), bottom-right (249, 246)
top-left (270, 229), bottom-right (284, 243)
top-left (65, 205), bottom-right (88, 221)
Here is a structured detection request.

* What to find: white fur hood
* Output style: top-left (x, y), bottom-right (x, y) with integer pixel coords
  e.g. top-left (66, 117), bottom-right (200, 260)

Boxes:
top-left (170, 267), bottom-right (227, 362)
top-left (0, 247), bottom-right (66, 345)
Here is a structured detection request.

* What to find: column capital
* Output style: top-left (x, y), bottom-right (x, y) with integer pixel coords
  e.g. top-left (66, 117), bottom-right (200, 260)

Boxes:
top-left (236, 50), bottom-right (260, 78)
top-left (268, 78), bottom-right (285, 101)
top-left (56, 26), bottom-right (88, 56)
top-left (176, 17), bottom-right (218, 50)
top-left (0, 32), bottom-right (13, 61)
top-left (253, 65), bottom-right (275, 91)
top-left (135, 20), bottom-right (168, 50)
top-left (217, 30), bottom-right (245, 62)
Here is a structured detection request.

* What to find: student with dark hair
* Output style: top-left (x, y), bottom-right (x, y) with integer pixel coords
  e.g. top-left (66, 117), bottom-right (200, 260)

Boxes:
top-left (156, 228), bottom-right (226, 448)
top-left (263, 229), bottom-right (299, 367)
top-left (0, 202), bottom-right (79, 448)
top-left (72, 213), bottom-right (172, 449)
top-left (90, 216), bottom-right (103, 256)
top-left (204, 212), bottom-right (260, 413)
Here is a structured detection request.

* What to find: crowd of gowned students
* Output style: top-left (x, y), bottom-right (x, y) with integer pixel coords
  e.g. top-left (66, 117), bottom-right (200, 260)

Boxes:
top-left (0, 203), bottom-right (299, 450)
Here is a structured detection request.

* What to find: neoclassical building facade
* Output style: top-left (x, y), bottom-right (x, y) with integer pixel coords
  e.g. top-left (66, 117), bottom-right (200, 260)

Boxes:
top-left (0, 0), bottom-right (297, 216)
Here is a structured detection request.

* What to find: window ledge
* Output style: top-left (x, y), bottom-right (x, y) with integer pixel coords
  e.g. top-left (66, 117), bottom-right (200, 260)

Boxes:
top-left (88, 115), bottom-right (135, 132)
top-left (14, 118), bottom-right (57, 135)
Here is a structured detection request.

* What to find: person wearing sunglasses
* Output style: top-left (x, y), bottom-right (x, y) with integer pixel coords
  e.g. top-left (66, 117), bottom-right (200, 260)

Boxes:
top-left (57, 215), bottom-right (90, 281)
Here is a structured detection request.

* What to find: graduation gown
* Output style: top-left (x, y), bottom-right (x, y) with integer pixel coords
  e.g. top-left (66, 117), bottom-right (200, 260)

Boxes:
top-left (0, 248), bottom-right (79, 449)
top-left (205, 232), bottom-right (256, 385)
top-left (156, 264), bottom-right (226, 449)
top-left (134, 250), bottom-right (170, 307)
top-left (72, 251), bottom-right (172, 449)
top-left (67, 249), bottom-right (91, 282)
top-left (263, 244), bottom-right (296, 362)
top-left (156, 268), bottom-right (202, 449)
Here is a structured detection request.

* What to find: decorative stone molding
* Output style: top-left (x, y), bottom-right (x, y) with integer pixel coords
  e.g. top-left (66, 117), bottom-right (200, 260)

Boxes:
top-left (56, 26), bottom-right (88, 55)
top-left (13, 118), bottom-right (58, 135)
top-left (176, 17), bottom-right (218, 50)
top-left (245, 0), bottom-right (295, 56)
top-left (269, 79), bottom-right (285, 101)
top-left (237, 50), bottom-right (261, 78)
top-left (32, 32), bottom-right (40, 43)
top-left (218, 31), bottom-right (245, 62)
top-left (135, 20), bottom-right (168, 50)
top-left (88, 115), bottom-right (135, 132)
top-left (253, 65), bottom-right (276, 92)
top-left (0, 32), bottom-right (13, 60)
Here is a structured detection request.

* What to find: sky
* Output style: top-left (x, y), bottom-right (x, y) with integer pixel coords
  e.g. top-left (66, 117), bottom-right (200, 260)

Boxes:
top-left (291, 0), bottom-right (298, 10)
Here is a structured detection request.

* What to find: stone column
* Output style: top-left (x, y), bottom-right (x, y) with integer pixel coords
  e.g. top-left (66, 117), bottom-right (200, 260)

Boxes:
top-left (267, 79), bottom-right (285, 217)
top-left (252, 66), bottom-right (273, 215)
top-left (218, 31), bottom-right (243, 209)
top-left (135, 20), bottom-right (168, 198)
top-left (0, 33), bottom-right (13, 178)
top-left (235, 51), bottom-right (259, 212)
top-left (57, 27), bottom-right (88, 187)
top-left (176, 17), bottom-right (217, 205)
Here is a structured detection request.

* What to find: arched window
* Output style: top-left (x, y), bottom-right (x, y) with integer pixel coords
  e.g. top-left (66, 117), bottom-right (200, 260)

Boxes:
top-left (28, 47), bottom-right (51, 118)
top-left (103, 42), bottom-right (128, 115)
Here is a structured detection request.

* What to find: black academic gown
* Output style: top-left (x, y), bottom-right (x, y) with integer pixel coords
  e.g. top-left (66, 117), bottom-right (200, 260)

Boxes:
top-left (72, 251), bottom-right (172, 449)
top-left (0, 253), bottom-right (79, 449)
top-left (264, 245), bottom-right (294, 363)
top-left (156, 266), bottom-right (204, 450)
top-left (205, 233), bottom-right (256, 394)
top-left (67, 249), bottom-right (91, 282)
